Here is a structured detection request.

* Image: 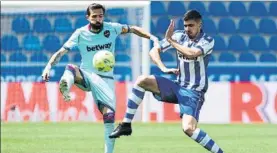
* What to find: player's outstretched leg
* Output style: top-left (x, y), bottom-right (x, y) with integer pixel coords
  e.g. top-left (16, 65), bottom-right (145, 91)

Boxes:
top-left (109, 76), bottom-right (152, 138)
top-left (101, 106), bottom-right (116, 153)
top-left (183, 115), bottom-right (224, 153)
top-left (59, 64), bottom-right (78, 102)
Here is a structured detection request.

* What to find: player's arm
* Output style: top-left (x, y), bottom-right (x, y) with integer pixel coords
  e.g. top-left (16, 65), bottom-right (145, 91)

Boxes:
top-left (42, 48), bottom-right (68, 81)
top-left (149, 46), bottom-right (166, 71)
top-left (167, 39), bottom-right (202, 58)
top-left (149, 44), bottom-right (179, 74)
top-left (42, 29), bottom-right (80, 81)
top-left (122, 25), bottom-right (159, 43)
top-left (165, 20), bottom-right (201, 58)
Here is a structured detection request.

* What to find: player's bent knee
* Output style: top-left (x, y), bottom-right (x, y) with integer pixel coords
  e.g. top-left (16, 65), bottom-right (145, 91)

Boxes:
top-left (136, 75), bottom-right (148, 85)
top-left (103, 111), bottom-right (115, 124)
top-left (182, 123), bottom-right (197, 136)
top-left (66, 64), bottom-right (78, 70)
top-left (136, 75), bottom-right (156, 89)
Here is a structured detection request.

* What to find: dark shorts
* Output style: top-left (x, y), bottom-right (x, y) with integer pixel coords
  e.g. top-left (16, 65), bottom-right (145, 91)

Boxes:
top-left (153, 75), bottom-right (205, 121)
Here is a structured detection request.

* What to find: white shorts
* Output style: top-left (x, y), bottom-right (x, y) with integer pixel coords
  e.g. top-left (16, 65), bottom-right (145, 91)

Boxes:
top-left (75, 69), bottom-right (116, 111)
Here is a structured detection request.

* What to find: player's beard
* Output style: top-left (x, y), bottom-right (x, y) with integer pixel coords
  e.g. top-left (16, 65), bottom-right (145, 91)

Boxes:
top-left (90, 22), bottom-right (103, 31)
top-left (187, 32), bottom-right (194, 39)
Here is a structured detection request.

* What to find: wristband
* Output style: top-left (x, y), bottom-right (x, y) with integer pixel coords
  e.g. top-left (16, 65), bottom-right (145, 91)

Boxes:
top-left (150, 35), bottom-right (158, 41)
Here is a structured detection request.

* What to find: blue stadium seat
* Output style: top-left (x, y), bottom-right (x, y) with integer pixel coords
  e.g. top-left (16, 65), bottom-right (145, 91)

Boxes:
top-left (238, 18), bottom-right (258, 34)
top-left (249, 2), bottom-right (268, 16)
top-left (59, 54), bottom-right (69, 63)
top-left (118, 18), bottom-right (128, 24)
top-left (208, 2), bottom-right (228, 16)
top-left (115, 38), bottom-right (126, 52)
top-left (248, 35), bottom-right (268, 51)
top-left (43, 35), bottom-right (61, 52)
top-left (209, 54), bottom-right (216, 62)
top-left (218, 52), bottom-right (236, 62)
top-left (1, 35), bottom-right (20, 51)
top-left (114, 66), bottom-right (132, 81)
top-left (115, 54), bottom-right (131, 62)
top-left (259, 18), bottom-right (277, 34)
top-left (73, 53), bottom-right (81, 63)
top-left (188, 2), bottom-right (208, 16)
top-left (151, 21), bottom-right (157, 34)
top-left (202, 18), bottom-right (217, 34)
top-left (259, 53), bottom-right (277, 62)
top-left (9, 52), bottom-right (27, 62)
top-left (167, 1), bottom-right (186, 16)
top-left (1, 53), bottom-right (6, 62)
top-left (269, 36), bottom-right (277, 50)
top-left (228, 2), bottom-right (247, 16)
top-left (218, 18), bottom-right (236, 34)
top-left (177, 18), bottom-right (184, 30)
top-left (30, 52), bottom-right (48, 62)
top-left (213, 35), bottom-right (227, 51)
top-left (160, 52), bottom-right (175, 62)
top-left (156, 16), bottom-right (170, 34)
top-left (63, 34), bottom-right (71, 44)
top-left (12, 17), bottom-right (30, 33)
top-left (23, 35), bottom-right (41, 51)
top-left (33, 18), bottom-right (52, 33)
top-left (54, 17), bottom-right (73, 32)
top-left (106, 8), bottom-right (125, 16)
top-left (151, 1), bottom-right (167, 16)
top-left (228, 35), bottom-right (247, 52)
top-left (239, 52), bottom-right (256, 62)
top-left (74, 17), bottom-right (88, 29)
top-left (269, 2), bottom-right (277, 16)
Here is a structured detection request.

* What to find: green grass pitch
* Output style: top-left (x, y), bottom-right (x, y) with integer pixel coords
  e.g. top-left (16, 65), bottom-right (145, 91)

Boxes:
top-left (1, 122), bottom-right (277, 153)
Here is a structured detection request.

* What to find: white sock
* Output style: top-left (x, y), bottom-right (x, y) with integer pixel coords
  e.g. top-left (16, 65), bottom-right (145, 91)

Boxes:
top-left (60, 70), bottom-right (74, 90)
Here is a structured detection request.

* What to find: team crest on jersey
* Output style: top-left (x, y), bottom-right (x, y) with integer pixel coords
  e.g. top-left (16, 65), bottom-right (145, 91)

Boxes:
top-left (104, 30), bottom-right (110, 38)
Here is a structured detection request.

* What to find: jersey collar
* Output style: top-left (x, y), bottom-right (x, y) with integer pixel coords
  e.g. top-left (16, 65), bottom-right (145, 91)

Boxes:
top-left (193, 29), bottom-right (204, 42)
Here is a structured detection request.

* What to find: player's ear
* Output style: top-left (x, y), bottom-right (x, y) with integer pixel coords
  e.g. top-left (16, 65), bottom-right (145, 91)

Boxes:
top-left (86, 15), bottom-right (89, 21)
top-left (198, 20), bottom-right (202, 29)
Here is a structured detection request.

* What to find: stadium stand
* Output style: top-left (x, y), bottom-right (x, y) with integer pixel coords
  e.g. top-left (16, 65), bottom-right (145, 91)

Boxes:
top-left (1, 1), bottom-right (276, 80)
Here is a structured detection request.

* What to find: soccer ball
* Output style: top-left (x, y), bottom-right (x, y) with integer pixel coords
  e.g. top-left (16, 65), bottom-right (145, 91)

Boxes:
top-left (93, 50), bottom-right (115, 72)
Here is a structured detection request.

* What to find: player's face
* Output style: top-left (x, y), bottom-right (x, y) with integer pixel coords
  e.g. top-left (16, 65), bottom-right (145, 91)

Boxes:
top-left (86, 8), bottom-right (104, 30)
top-left (183, 20), bottom-right (201, 39)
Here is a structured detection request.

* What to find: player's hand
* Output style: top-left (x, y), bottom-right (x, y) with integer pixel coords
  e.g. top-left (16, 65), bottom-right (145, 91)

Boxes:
top-left (165, 20), bottom-right (175, 40)
top-left (161, 68), bottom-right (179, 75)
top-left (41, 66), bottom-right (51, 82)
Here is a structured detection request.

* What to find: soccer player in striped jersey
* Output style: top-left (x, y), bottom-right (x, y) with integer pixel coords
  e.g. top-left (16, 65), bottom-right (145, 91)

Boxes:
top-left (110, 10), bottom-right (224, 153)
top-left (41, 3), bottom-right (159, 153)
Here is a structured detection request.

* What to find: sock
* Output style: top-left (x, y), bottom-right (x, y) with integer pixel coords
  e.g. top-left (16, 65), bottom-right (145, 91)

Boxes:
top-left (103, 112), bottom-right (115, 153)
top-left (123, 85), bottom-right (145, 123)
top-left (190, 128), bottom-right (223, 153)
top-left (60, 64), bottom-right (75, 90)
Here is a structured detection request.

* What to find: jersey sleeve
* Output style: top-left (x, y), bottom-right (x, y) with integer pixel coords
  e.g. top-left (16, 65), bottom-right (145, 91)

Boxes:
top-left (110, 22), bottom-right (129, 35)
top-left (159, 31), bottom-right (183, 52)
top-left (195, 35), bottom-right (214, 55)
top-left (63, 29), bottom-right (81, 51)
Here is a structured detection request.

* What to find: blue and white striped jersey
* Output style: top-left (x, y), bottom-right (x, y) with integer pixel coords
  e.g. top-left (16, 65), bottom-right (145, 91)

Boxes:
top-left (159, 30), bottom-right (214, 93)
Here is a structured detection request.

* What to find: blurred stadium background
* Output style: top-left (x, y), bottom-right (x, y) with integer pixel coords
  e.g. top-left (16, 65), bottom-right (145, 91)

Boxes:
top-left (1, 1), bottom-right (277, 153)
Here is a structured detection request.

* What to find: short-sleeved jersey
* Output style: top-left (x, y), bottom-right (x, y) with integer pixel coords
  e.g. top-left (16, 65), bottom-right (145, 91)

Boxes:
top-left (159, 30), bottom-right (214, 93)
top-left (63, 22), bottom-right (127, 78)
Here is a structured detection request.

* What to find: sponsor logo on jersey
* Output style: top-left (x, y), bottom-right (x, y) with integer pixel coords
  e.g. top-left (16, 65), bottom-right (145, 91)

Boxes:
top-left (86, 42), bottom-right (112, 52)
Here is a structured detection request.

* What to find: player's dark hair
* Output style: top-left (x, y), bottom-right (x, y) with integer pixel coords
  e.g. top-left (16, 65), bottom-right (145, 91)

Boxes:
top-left (183, 10), bottom-right (202, 21)
top-left (87, 3), bottom-right (106, 15)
